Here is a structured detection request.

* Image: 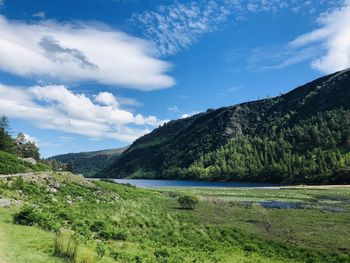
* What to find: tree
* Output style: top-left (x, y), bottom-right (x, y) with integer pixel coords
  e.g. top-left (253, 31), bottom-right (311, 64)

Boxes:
top-left (66, 161), bottom-right (75, 173)
top-left (178, 194), bottom-right (199, 210)
top-left (15, 132), bottom-right (40, 160)
top-left (0, 115), bottom-right (16, 154)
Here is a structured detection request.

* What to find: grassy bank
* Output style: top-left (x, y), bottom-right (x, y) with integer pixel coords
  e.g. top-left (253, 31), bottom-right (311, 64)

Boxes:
top-left (0, 172), bottom-right (350, 262)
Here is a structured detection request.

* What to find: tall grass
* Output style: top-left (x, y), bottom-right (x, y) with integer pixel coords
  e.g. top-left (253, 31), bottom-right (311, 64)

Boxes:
top-left (54, 230), bottom-right (77, 260)
top-left (54, 229), bottom-right (97, 263)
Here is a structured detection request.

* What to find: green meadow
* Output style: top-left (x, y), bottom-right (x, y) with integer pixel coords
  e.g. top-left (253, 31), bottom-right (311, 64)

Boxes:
top-left (0, 172), bottom-right (350, 262)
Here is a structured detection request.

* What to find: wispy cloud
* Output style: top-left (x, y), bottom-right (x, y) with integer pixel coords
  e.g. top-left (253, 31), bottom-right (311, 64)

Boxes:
top-left (59, 136), bottom-right (73, 142)
top-left (130, 0), bottom-right (334, 56)
top-left (167, 105), bottom-right (181, 113)
top-left (0, 84), bottom-right (164, 142)
top-left (32, 12), bottom-right (46, 19)
top-left (247, 45), bottom-right (322, 72)
top-left (0, 15), bottom-right (174, 90)
top-left (130, 1), bottom-right (230, 56)
top-left (246, 0), bottom-right (350, 73)
top-left (290, 0), bottom-right (350, 73)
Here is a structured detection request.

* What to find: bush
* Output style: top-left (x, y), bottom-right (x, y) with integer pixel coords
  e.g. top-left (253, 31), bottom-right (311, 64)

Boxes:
top-left (13, 205), bottom-right (61, 231)
top-left (154, 247), bottom-right (170, 258)
top-left (177, 194), bottom-right (199, 210)
top-left (13, 205), bottom-right (40, 226)
top-left (96, 243), bottom-right (106, 260)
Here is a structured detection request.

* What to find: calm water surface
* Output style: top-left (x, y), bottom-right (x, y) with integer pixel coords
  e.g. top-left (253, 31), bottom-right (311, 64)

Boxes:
top-left (111, 179), bottom-right (281, 188)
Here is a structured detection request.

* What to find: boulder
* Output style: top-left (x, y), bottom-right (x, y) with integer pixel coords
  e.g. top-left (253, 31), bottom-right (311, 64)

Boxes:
top-left (19, 157), bottom-right (37, 165)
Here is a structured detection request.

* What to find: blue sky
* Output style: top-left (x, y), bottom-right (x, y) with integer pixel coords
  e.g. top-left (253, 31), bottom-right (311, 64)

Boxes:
top-left (0, 0), bottom-right (349, 158)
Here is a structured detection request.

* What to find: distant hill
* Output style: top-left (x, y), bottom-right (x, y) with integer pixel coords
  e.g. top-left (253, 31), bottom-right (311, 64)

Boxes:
top-left (99, 69), bottom-right (350, 184)
top-left (49, 147), bottom-right (127, 177)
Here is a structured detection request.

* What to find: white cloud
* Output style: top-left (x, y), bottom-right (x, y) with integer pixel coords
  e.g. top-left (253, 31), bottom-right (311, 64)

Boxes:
top-left (131, 0), bottom-right (332, 56)
top-left (94, 92), bottom-right (119, 108)
top-left (118, 97), bottom-right (142, 107)
top-left (0, 84), bottom-right (164, 142)
top-left (181, 111), bottom-right (200, 119)
top-left (289, 0), bottom-right (350, 73)
top-left (0, 15), bottom-right (174, 90)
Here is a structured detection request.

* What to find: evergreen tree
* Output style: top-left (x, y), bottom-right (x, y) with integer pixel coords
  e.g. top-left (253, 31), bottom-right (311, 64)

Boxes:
top-left (0, 115), bottom-right (16, 154)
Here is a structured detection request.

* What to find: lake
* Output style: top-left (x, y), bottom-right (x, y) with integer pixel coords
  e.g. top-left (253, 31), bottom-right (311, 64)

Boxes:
top-left (111, 179), bottom-right (281, 188)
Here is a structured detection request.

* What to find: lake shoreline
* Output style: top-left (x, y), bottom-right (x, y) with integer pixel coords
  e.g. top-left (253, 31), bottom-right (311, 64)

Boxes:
top-left (89, 178), bottom-right (350, 189)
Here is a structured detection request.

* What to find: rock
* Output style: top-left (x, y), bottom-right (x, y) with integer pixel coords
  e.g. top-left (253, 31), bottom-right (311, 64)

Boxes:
top-left (94, 190), bottom-right (103, 195)
top-left (13, 200), bottom-right (23, 206)
top-left (96, 199), bottom-right (100, 204)
top-left (0, 198), bottom-right (13, 208)
top-left (52, 197), bottom-right (58, 203)
top-left (19, 157), bottom-right (37, 165)
top-left (76, 196), bottom-right (84, 202)
top-left (65, 195), bottom-right (72, 200)
top-left (51, 182), bottom-right (61, 189)
top-left (49, 188), bottom-right (58, 193)
top-left (67, 200), bottom-right (73, 205)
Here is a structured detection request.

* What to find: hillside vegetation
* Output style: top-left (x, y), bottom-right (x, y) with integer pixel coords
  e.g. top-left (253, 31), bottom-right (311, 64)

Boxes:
top-left (0, 116), bottom-right (52, 174)
top-left (1, 172), bottom-right (350, 262)
top-left (0, 151), bottom-right (50, 174)
top-left (49, 147), bottom-right (126, 177)
top-left (100, 69), bottom-right (350, 184)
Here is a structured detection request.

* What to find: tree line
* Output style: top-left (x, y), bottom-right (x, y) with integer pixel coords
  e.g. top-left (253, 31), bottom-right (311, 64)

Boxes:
top-left (161, 109), bottom-right (350, 184)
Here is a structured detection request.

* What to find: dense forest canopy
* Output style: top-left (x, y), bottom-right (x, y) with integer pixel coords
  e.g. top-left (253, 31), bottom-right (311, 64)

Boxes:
top-left (99, 69), bottom-right (350, 184)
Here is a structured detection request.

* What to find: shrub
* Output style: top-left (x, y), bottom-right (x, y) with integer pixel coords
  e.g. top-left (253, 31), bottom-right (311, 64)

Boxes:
top-left (96, 243), bottom-right (106, 260)
top-left (13, 205), bottom-right (61, 231)
top-left (154, 247), bottom-right (170, 258)
top-left (13, 205), bottom-right (40, 226)
top-left (177, 194), bottom-right (199, 210)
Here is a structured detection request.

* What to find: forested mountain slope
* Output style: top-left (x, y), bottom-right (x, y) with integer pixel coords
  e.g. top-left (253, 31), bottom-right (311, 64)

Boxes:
top-left (50, 147), bottom-right (127, 177)
top-left (100, 69), bottom-right (350, 184)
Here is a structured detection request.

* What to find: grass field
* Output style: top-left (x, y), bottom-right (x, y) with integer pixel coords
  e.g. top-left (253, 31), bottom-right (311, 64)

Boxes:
top-left (0, 173), bottom-right (350, 262)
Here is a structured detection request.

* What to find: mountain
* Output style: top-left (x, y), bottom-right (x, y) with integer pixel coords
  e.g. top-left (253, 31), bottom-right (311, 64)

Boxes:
top-left (99, 69), bottom-right (350, 184)
top-left (49, 147), bottom-right (127, 177)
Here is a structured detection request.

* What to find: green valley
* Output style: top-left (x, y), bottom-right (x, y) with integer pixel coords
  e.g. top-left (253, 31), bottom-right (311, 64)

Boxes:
top-left (1, 172), bottom-right (350, 262)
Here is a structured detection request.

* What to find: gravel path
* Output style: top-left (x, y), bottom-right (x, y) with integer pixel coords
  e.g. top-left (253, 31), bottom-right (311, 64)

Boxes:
top-left (0, 172), bottom-right (37, 179)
